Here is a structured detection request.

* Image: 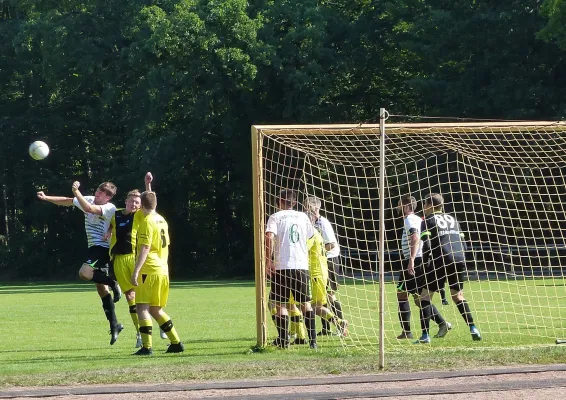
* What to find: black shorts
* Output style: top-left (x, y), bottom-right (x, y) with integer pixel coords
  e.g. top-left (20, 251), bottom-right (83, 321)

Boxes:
top-left (422, 260), bottom-right (465, 293)
top-left (327, 257), bottom-right (340, 292)
top-left (84, 246), bottom-right (111, 272)
top-left (270, 269), bottom-right (311, 304)
top-left (396, 257), bottom-right (424, 294)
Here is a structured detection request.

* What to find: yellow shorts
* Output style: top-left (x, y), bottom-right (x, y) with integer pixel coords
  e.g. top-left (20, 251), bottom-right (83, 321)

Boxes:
top-left (311, 276), bottom-right (328, 305)
top-left (112, 253), bottom-right (135, 293)
top-left (135, 273), bottom-right (170, 307)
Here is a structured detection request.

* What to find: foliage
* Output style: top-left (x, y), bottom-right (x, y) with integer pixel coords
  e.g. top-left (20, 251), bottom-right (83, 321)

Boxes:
top-left (1, 0), bottom-right (566, 279)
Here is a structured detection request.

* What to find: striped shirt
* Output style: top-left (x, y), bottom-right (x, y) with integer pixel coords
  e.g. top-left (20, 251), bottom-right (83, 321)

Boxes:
top-left (73, 196), bottom-right (116, 248)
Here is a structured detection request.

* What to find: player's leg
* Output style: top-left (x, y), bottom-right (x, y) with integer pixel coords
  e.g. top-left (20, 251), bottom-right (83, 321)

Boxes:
top-left (124, 290), bottom-right (141, 347)
top-left (293, 270), bottom-right (317, 349)
top-left (113, 254), bottom-right (140, 346)
top-left (134, 303), bottom-right (153, 355)
top-left (312, 276), bottom-right (348, 337)
top-left (448, 262), bottom-right (481, 341)
top-left (81, 248), bottom-right (123, 344)
top-left (414, 262), bottom-right (445, 344)
top-left (79, 246), bottom-right (122, 303)
top-left (415, 288), bottom-right (433, 343)
top-left (152, 307), bottom-right (184, 352)
top-left (288, 302), bottom-right (308, 344)
top-left (320, 258), bottom-right (344, 335)
top-left (145, 274), bottom-right (184, 353)
top-left (439, 286), bottom-right (449, 305)
top-left (270, 271), bottom-right (291, 348)
top-left (396, 261), bottom-right (413, 339)
top-left (133, 274), bottom-right (154, 355)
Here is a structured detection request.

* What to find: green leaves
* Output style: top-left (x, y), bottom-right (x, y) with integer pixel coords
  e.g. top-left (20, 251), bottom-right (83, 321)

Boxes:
top-left (2, 0), bottom-right (566, 279)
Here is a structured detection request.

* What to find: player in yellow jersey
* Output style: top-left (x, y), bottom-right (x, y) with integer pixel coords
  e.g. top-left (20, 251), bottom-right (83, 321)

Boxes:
top-left (106, 173), bottom-right (153, 348)
top-left (307, 226), bottom-right (349, 338)
top-left (131, 191), bottom-right (184, 355)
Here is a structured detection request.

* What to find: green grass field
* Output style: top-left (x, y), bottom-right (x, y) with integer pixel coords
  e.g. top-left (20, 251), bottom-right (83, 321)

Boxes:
top-left (1, 279), bottom-right (565, 388)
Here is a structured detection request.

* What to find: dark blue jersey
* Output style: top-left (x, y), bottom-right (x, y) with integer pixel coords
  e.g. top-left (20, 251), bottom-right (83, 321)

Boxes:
top-left (111, 210), bottom-right (136, 255)
top-left (420, 212), bottom-right (467, 264)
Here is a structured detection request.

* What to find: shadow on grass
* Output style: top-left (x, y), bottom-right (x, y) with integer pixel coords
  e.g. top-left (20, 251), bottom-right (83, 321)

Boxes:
top-left (0, 280), bottom-right (255, 294)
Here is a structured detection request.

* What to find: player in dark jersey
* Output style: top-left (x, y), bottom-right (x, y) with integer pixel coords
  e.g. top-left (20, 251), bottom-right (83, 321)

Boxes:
top-left (415, 193), bottom-right (481, 343)
top-left (396, 195), bottom-right (451, 340)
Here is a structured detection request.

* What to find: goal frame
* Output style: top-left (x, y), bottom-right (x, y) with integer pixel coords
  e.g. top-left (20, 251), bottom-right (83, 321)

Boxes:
top-left (251, 115), bottom-right (566, 364)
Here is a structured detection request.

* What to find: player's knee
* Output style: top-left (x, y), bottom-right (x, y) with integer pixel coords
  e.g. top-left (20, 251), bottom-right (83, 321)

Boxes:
top-left (451, 291), bottom-right (464, 302)
top-left (148, 306), bottom-right (162, 319)
top-left (124, 290), bottom-right (135, 302)
top-left (95, 284), bottom-right (109, 297)
top-left (301, 303), bottom-right (313, 313)
top-left (78, 265), bottom-right (93, 280)
top-left (397, 292), bottom-right (409, 301)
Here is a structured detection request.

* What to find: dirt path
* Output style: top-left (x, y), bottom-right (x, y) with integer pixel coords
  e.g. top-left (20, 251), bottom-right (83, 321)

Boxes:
top-left (2, 365), bottom-right (565, 399)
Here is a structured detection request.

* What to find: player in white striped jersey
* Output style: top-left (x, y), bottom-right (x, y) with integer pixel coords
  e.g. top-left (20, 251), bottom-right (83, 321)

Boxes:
top-left (396, 195), bottom-right (451, 340)
top-left (37, 181), bottom-right (123, 344)
top-left (265, 189), bottom-right (317, 349)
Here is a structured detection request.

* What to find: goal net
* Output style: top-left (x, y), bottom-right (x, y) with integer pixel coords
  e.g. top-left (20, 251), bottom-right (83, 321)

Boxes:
top-left (252, 119), bottom-right (566, 352)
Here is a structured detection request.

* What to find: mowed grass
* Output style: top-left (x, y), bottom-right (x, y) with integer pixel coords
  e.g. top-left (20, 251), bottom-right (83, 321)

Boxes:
top-left (0, 279), bottom-right (565, 388)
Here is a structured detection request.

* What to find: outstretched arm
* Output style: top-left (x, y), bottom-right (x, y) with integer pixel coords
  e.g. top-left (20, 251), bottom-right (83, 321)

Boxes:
top-left (37, 191), bottom-right (74, 206)
top-left (144, 172), bottom-right (153, 192)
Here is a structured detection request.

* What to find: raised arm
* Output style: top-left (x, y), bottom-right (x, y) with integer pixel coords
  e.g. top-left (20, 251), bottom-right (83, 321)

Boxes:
top-left (37, 191), bottom-right (74, 206)
top-left (71, 181), bottom-right (104, 215)
top-left (145, 172), bottom-right (153, 192)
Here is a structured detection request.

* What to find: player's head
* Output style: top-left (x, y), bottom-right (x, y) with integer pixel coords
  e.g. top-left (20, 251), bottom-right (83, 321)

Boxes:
top-left (140, 191), bottom-right (157, 214)
top-left (423, 193), bottom-right (444, 215)
top-left (125, 189), bottom-right (141, 214)
top-left (94, 182), bottom-right (117, 205)
top-left (304, 196), bottom-right (321, 221)
top-left (277, 189), bottom-right (297, 210)
top-left (398, 195), bottom-right (417, 216)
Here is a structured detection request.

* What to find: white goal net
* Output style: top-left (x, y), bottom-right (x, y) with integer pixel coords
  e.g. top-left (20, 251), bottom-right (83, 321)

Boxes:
top-left (252, 119), bottom-right (566, 352)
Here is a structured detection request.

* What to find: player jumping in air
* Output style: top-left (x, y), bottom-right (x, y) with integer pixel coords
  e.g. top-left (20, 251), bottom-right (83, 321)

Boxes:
top-left (37, 181), bottom-right (123, 344)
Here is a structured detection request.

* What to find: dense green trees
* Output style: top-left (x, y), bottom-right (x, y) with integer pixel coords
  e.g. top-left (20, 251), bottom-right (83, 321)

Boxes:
top-left (1, 0), bottom-right (565, 279)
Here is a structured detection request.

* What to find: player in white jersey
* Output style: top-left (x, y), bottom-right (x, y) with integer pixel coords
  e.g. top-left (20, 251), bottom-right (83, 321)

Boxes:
top-left (265, 189), bottom-right (317, 349)
top-left (395, 195), bottom-right (451, 340)
top-left (37, 181), bottom-right (123, 344)
top-left (304, 196), bottom-right (346, 336)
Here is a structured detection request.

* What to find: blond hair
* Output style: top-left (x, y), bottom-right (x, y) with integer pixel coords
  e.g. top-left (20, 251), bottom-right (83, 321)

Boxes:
top-left (127, 189), bottom-right (141, 199)
top-left (305, 196), bottom-right (321, 210)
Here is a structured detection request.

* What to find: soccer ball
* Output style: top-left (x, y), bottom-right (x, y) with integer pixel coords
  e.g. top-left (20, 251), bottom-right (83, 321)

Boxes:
top-left (29, 141), bottom-right (50, 160)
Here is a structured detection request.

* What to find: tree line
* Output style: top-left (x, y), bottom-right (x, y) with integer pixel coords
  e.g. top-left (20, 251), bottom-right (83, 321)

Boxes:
top-left (1, 0), bottom-right (565, 280)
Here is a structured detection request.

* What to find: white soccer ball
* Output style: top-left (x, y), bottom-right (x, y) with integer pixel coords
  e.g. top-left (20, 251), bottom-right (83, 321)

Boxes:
top-left (29, 141), bottom-right (50, 160)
